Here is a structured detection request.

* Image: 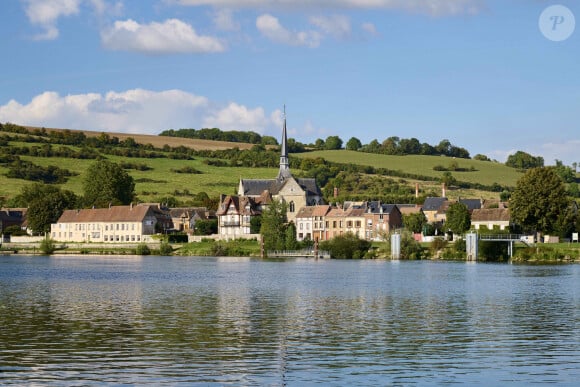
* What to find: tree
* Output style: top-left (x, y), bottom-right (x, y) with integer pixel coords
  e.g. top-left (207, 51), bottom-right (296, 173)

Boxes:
top-left (194, 219), bottom-right (218, 235)
top-left (510, 167), bottom-right (571, 234)
top-left (83, 159), bottom-right (135, 207)
top-left (319, 232), bottom-right (371, 259)
top-left (445, 202), bottom-right (471, 235)
top-left (260, 200), bottom-right (287, 251)
top-left (16, 183), bottom-right (77, 234)
top-left (505, 151), bottom-right (544, 170)
top-left (324, 136), bottom-right (343, 150)
top-left (440, 171), bottom-right (457, 187)
top-left (345, 137), bottom-right (362, 151)
top-left (403, 212), bottom-right (427, 234)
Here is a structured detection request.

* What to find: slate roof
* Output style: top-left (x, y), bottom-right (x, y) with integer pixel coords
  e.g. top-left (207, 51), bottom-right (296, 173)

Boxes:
top-left (58, 205), bottom-right (153, 223)
top-left (239, 177), bottom-right (322, 199)
top-left (365, 201), bottom-right (398, 215)
top-left (459, 199), bottom-right (482, 211)
top-left (422, 197), bottom-right (447, 211)
top-left (217, 195), bottom-right (261, 216)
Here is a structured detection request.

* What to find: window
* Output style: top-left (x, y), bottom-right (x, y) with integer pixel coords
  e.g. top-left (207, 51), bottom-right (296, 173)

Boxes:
top-left (104, 235), bottom-right (108, 241)
top-left (306, 223), bottom-right (310, 230)
top-left (105, 225), bottom-right (108, 231)
top-left (116, 224), bottom-right (119, 230)
top-left (289, 201), bottom-right (295, 212)
top-left (121, 224), bottom-right (124, 231)
top-left (300, 223), bottom-right (303, 230)
top-left (347, 221), bottom-right (353, 228)
top-left (356, 221), bottom-right (361, 228)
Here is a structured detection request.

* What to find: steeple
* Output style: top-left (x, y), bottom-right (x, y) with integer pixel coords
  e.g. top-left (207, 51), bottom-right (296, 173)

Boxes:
top-left (278, 105), bottom-right (292, 180)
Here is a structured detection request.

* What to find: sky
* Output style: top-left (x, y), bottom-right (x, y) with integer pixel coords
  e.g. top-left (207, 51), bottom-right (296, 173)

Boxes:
top-left (0, 0), bottom-right (579, 166)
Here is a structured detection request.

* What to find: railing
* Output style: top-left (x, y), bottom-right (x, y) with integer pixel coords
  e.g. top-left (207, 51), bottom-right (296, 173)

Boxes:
top-left (267, 249), bottom-right (330, 258)
top-left (479, 234), bottom-right (524, 241)
top-left (221, 221), bottom-right (241, 227)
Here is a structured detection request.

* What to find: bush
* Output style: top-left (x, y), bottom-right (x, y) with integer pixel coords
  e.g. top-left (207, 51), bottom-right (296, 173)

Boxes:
top-left (39, 237), bottom-right (56, 255)
top-left (319, 233), bottom-right (371, 259)
top-left (135, 243), bottom-right (151, 255)
top-left (158, 241), bottom-right (173, 256)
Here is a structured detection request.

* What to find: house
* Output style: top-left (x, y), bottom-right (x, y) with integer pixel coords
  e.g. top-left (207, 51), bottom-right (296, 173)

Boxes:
top-left (237, 110), bottom-right (324, 224)
top-left (295, 206), bottom-right (315, 241)
top-left (471, 208), bottom-right (511, 231)
top-left (422, 197), bottom-right (448, 223)
top-left (51, 204), bottom-right (157, 243)
top-left (169, 207), bottom-right (215, 233)
top-left (363, 202), bottom-right (403, 241)
top-left (216, 195), bottom-right (262, 239)
top-left (0, 208), bottom-right (27, 233)
top-left (324, 207), bottom-right (348, 240)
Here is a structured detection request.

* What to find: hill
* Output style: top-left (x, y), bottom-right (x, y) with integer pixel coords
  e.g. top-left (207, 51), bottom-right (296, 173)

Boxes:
top-left (0, 124), bottom-right (521, 206)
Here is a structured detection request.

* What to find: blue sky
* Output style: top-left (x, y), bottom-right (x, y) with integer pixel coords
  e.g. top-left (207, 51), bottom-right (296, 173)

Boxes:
top-left (0, 0), bottom-right (578, 165)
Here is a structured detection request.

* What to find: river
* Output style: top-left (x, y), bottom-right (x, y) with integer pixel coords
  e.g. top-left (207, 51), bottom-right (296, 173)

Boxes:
top-left (0, 256), bottom-right (579, 385)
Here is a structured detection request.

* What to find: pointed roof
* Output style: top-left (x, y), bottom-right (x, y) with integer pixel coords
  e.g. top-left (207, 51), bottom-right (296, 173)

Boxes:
top-left (277, 105), bottom-right (292, 180)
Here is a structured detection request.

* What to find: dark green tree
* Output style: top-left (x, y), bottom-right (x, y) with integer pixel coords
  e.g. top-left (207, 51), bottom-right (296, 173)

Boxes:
top-left (260, 200), bottom-right (287, 251)
top-left (83, 159), bottom-right (135, 207)
top-left (445, 202), bottom-right (471, 235)
top-left (506, 151), bottom-right (544, 169)
top-left (345, 137), bottom-right (362, 151)
top-left (403, 212), bottom-right (427, 234)
top-left (194, 219), bottom-right (218, 235)
top-left (285, 223), bottom-right (298, 250)
top-left (510, 167), bottom-right (571, 234)
top-left (16, 183), bottom-right (78, 234)
top-left (319, 232), bottom-right (371, 259)
top-left (324, 135), bottom-right (343, 150)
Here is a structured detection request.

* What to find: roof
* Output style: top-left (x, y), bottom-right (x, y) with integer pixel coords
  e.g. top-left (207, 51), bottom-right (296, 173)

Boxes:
top-left (399, 206), bottom-right (423, 215)
top-left (422, 197), bottom-right (447, 211)
top-left (240, 176), bottom-right (323, 199)
top-left (217, 195), bottom-right (261, 216)
top-left (58, 205), bottom-right (153, 223)
top-left (365, 201), bottom-right (399, 215)
top-left (471, 208), bottom-right (511, 222)
top-left (296, 206), bottom-right (316, 219)
top-left (459, 199), bottom-right (482, 211)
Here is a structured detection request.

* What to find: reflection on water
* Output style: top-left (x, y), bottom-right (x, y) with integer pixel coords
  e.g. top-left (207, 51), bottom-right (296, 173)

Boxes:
top-left (0, 256), bottom-right (579, 385)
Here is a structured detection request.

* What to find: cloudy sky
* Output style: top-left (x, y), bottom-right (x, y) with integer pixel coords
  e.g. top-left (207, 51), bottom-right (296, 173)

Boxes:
top-left (0, 0), bottom-right (579, 165)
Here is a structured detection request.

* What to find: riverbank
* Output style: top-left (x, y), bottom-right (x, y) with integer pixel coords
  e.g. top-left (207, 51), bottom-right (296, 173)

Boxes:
top-left (2, 239), bottom-right (580, 263)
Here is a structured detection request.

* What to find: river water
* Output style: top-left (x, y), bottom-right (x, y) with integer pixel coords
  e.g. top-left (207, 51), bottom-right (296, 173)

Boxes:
top-left (0, 256), bottom-right (579, 386)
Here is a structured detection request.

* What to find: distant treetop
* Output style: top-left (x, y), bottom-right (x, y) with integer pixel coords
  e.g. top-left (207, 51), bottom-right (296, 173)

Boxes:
top-left (159, 128), bottom-right (278, 146)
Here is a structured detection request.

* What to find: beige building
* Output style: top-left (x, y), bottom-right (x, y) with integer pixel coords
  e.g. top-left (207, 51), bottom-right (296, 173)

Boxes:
top-left (51, 204), bottom-right (157, 243)
top-left (471, 208), bottom-right (511, 231)
top-left (236, 111), bottom-right (323, 224)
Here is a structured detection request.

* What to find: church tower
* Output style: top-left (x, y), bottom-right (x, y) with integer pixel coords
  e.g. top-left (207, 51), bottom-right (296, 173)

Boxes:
top-left (277, 105), bottom-right (292, 181)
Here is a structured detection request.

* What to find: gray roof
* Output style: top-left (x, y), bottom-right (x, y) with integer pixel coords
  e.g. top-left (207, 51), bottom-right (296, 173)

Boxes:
top-left (459, 199), bottom-right (482, 211)
top-left (240, 177), bottom-right (322, 198)
top-left (422, 197), bottom-right (447, 211)
top-left (365, 201), bottom-right (399, 215)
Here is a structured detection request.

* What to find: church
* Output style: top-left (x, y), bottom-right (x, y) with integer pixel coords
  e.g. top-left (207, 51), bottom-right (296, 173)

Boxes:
top-left (237, 109), bottom-right (324, 223)
top-left (217, 110), bottom-right (324, 239)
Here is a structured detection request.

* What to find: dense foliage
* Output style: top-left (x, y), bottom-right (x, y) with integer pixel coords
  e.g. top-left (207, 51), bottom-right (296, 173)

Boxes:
top-left (13, 184), bottom-right (78, 234)
top-left (510, 167), bottom-right (573, 235)
top-left (403, 212), bottom-right (427, 234)
top-left (445, 202), bottom-right (471, 235)
top-left (260, 200), bottom-right (288, 251)
top-left (83, 160), bottom-right (136, 207)
top-left (505, 151), bottom-right (544, 170)
top-left (319, 233), bottom-right (371, 259)
top-left (159, 127), bottom-right (278, 145)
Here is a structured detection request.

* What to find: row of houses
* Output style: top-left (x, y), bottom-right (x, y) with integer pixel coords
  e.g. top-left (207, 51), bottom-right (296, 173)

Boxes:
top-left (216, 194), bottom-right (511, 242)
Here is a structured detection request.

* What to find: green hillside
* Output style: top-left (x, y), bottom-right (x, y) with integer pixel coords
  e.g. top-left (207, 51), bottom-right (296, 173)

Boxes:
top-left (0, 126), bottom-right (525, 206)
top-left (296, 150), bottom-right (522, 187)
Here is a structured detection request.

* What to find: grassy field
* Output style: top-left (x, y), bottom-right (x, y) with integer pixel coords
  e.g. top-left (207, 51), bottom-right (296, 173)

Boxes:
top-left (295, 150), bottom-right (523, 187)
top-left (0, 127), bottom-right (526, 204)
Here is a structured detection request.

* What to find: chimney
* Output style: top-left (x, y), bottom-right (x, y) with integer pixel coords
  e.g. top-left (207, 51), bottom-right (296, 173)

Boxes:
top-left (442, 183), bottom-right (446, 198)
top-left (415, 183), bottom-right (419, 198)
top-left (334, 187), bottom-right (339, 198)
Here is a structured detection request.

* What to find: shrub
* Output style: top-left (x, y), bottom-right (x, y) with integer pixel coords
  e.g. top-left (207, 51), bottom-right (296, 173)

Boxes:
top-left (135, 243), bottom-right (151, 255)
top-left (158, 241), bottom-right (173, 256)
top-left (319, 233), bottom-right (371, 259)
top-left (39, 237), bottom-right (56, 255)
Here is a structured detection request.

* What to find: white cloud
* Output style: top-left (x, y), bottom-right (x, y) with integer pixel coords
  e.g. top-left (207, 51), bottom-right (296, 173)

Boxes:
top-left (309, 15), bottom-right (351, 39)
top-left (256, 14), bottom-right (321, 48)
top-left (361, 22), bottom-right (378, 36)
top-left (23, 0), bottom-right (82, 40)
top-left (212, 8), bottom-right (240, 31)
top-left (101, 18), bottom-right (226, 54)
top-left (203, 103), bottom-right (269, 132)
top-left (174, 0), bottom-right (484, 16)
top-left (0, 89), bottom-right (282, 135)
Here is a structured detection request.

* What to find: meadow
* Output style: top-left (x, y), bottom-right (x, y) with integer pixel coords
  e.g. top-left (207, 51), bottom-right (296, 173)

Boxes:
top-left (0, 128), bottom-right (524, 204)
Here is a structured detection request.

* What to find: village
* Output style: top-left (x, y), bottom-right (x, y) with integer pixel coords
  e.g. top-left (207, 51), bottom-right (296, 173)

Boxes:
top-left (1, 116), bottom-right (515, 249)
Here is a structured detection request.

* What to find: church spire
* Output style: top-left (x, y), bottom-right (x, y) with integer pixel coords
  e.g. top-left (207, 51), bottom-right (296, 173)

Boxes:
top-left (278, 105), bottom-right (291, 180)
